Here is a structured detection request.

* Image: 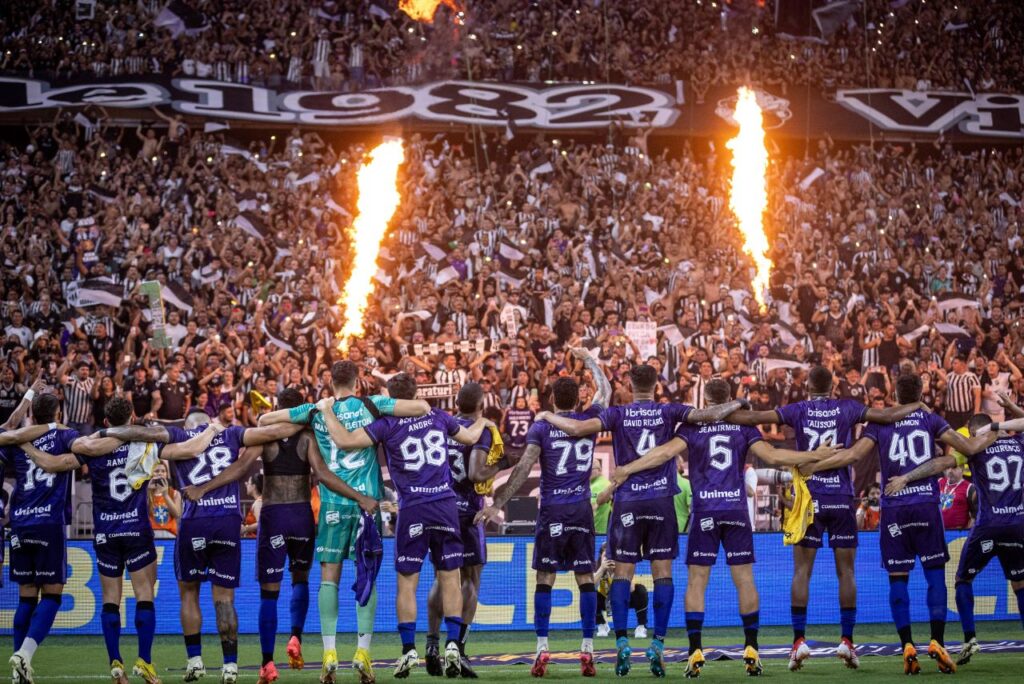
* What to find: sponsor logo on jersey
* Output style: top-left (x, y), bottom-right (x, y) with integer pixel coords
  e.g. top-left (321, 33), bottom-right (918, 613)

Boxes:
top-left (549, 523), bottom-right (563, 537)
top-left (700, 517), bottom-right (714, 532)
top-left (888, 523), bottom-right (901, 537)
top-left (620, 513), bottom-right (634, 527)
top-left (325, 510), bottom-right (340, 525)
top-left (270, 535), bottom-right (285, 549)
top-left (95, 533), bottom-right (106, 545)
top-left (192, 537), bottom-right (206, 551)
top-left (981, 540), bottom-right (994, 553)
top-left (9, 534), bottom-right (19, 549)
top-left (409, 523), bottom-right (424, 538)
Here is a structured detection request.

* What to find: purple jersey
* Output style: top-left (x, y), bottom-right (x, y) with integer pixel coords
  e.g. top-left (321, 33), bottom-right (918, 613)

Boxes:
top-left (503, 408), bottom-right (534, 449)
top-left (168, 426), bottom-right (247, 519)
top-left (529, 405), bottom-right (602, 507)
top-left (966, 435), bottom-right (1024, 526)
top-left (448, 416), bottom-right (493, 515)
top-left (776, 398), bottom-right (867, 499)
top-left (863, 409), bottom-right (950, 507)
top-left (89, 433), bottom-right (189, 535)
top-left (4, 427), bottom-right (79, 529)
top-left (600, 401), bottom-right (691, 501)
top-left (365, 408), bottom-right (461, 508)
top-left (678, 422), bottom-right (762, 513)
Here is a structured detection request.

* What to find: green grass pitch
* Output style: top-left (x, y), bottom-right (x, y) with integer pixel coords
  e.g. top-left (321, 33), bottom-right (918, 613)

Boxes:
top-left (19, 622), bottom-right (1024, 682)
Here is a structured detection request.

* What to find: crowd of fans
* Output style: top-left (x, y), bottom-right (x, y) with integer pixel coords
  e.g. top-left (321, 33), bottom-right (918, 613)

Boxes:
top-left (1, 1), bottom-right (1021, 94)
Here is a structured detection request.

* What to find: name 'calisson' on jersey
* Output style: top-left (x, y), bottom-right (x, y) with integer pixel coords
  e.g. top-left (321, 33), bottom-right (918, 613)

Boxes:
top-left (529, 405), bottom-right (602, 507)
top-left (167, 425), bottom-right (248, 519)
top-left (776, 398), bottom-right (867, 499)
top-left (600, 401), bottom-right (691, 500)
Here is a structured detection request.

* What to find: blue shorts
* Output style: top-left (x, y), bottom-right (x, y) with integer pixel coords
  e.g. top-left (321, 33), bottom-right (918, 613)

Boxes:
top-left (459, 513), bottom-right (487, 568)
top-left (608, 496), bottom-right (678, 563)
top-left (94, 530), bottom-right (158, 578)
top-left (532, 500), bottom-right (595, 573)
top-left (175, 516), bottom-right (242, 587)
top-left (9, 526), bottom-right (67, 586)
top-left (257, 502), bottom-right (315, 584)
top-left (798, 496), bottom-right (858, 549)
top-left (394, 499), bottom-right (463, 575)
top-left (688, 508), bottom-right (755, 566)
top-left (956, 522), bottom-right (1024, 582)
top-left (880, 505), bottom-right (948, 572)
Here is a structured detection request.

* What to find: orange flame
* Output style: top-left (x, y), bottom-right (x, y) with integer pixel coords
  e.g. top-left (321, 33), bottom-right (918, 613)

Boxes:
top-left (399, 0), bottom-right (462, 23)
top-left (336, 139), bottom-right (405, 352)
top-left (726, 87), bottom-right (772, 308)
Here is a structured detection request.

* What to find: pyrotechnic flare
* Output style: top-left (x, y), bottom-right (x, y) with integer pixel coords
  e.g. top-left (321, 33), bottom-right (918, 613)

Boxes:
top-left (726, 86), bottom-right (772, 308)
top-left (336, 139), bottom-right (405, 352)
top-left (400, 0), bottom-right (462, 23)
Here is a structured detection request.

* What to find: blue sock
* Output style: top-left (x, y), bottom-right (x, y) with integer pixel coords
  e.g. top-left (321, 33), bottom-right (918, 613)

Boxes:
top-left (13, 597), bottom-right (37, 651)
top-left (398, 622), bottom-right (417, 651)
top-left (184, 633), bottom-right (202, 659)
top-left (1016, 588), bottom-right (1024, 630)
top-left (135, 601), bottom-right (155, 663)
top-left (444, 616), bottom-right (463, 644)
top-left (534, 584), bottom-right (552, 637)
top-left (26, 594), bottom-right (61, 647)
top-left (652, 578), bottom-right (673, 642)
top-left (924, 566), bottom-right (947, 644)
top-left (290, 582), bottom-right (309, 638)
top-left (101, 604), bottom-right (122, 662)
top-left (889, 576), bottom-right (912, 646)
top-left (685, 611), bottom-right (704, 654)
top-left (579, 584), bottom-right (597, 639)
top-left (259, 590), bottom-right (279, 665)
top-left (791, 605), bottom-right (807, 642)
top-left (955, 582), bottom-right (976, 640)
top-left (839, 607), bottom-right (856, 641)
top-left (741, 611), bottom-right (759, 649)
top-left (610, 578), bottom-right (631, 639)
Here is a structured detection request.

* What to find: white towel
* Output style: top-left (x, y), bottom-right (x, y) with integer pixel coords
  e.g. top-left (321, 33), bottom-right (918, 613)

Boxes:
top-left (126, 441), bottom-right (160, 490)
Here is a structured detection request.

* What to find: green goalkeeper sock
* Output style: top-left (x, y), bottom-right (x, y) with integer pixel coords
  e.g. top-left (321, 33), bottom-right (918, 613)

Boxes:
top-left (319, 582), bottom-right (339, 651)
top-left (356, 587), bottom-right (377, 648)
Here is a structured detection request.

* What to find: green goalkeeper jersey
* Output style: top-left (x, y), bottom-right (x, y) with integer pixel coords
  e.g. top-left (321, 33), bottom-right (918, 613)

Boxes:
top-left (288, 395), bottom-right (397, 506)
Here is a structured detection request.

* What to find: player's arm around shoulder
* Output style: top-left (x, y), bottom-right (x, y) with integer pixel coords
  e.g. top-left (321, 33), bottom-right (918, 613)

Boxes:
top-left (243, 421), bottom-right (304, 446)
top-left (475, 441), bottom-right (541, 524)
top-left (304, 433), bottom-right (378, 514)
top-left (610, 435), bottom-right (687, 487)
top-left (259, 403), bottom-right (314, 426)
top-left (750, 435), bottom-right (841, 467)
top-left (534, 408), bottom-right (603, 437)
top-left (864, 400), bottom-right (927, 424)
top-left (69, 434), bottom-right (123, 457)
top-left (317, 397), bottom-right (375, 450)
top-left (162, 422), bottom-right (225, 460)
top-left (21, 442), bottom-right (82, 473)
top-left (389, 396), bottom-right (430, 417)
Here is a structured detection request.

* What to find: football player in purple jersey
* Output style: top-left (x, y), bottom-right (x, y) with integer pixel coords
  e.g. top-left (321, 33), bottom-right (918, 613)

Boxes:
top-left (426, 382), bottom-right (510, 679)
top-left (611, 379), bottom-right (836, 678)
top-left (803, 374), bottom-right (994, 675)
top-left (476, 348), bottom-right (612, 677)
top-left (891, 407), bottom-right (1024, 667)
top-left (313, 374), bottom-right (492, 680)
top-left (728, 366), bottom-right (925, 671)
top-left (16, 397), bottom-right (223, 684)
top-left (536, 363), bottom-right (743, 678)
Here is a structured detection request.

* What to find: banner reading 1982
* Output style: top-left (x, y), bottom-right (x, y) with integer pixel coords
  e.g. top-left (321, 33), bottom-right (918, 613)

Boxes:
top-left (1, 76), bottom-right (1024, 141)
top-left (0, 533), bottom-right (1017, 635)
